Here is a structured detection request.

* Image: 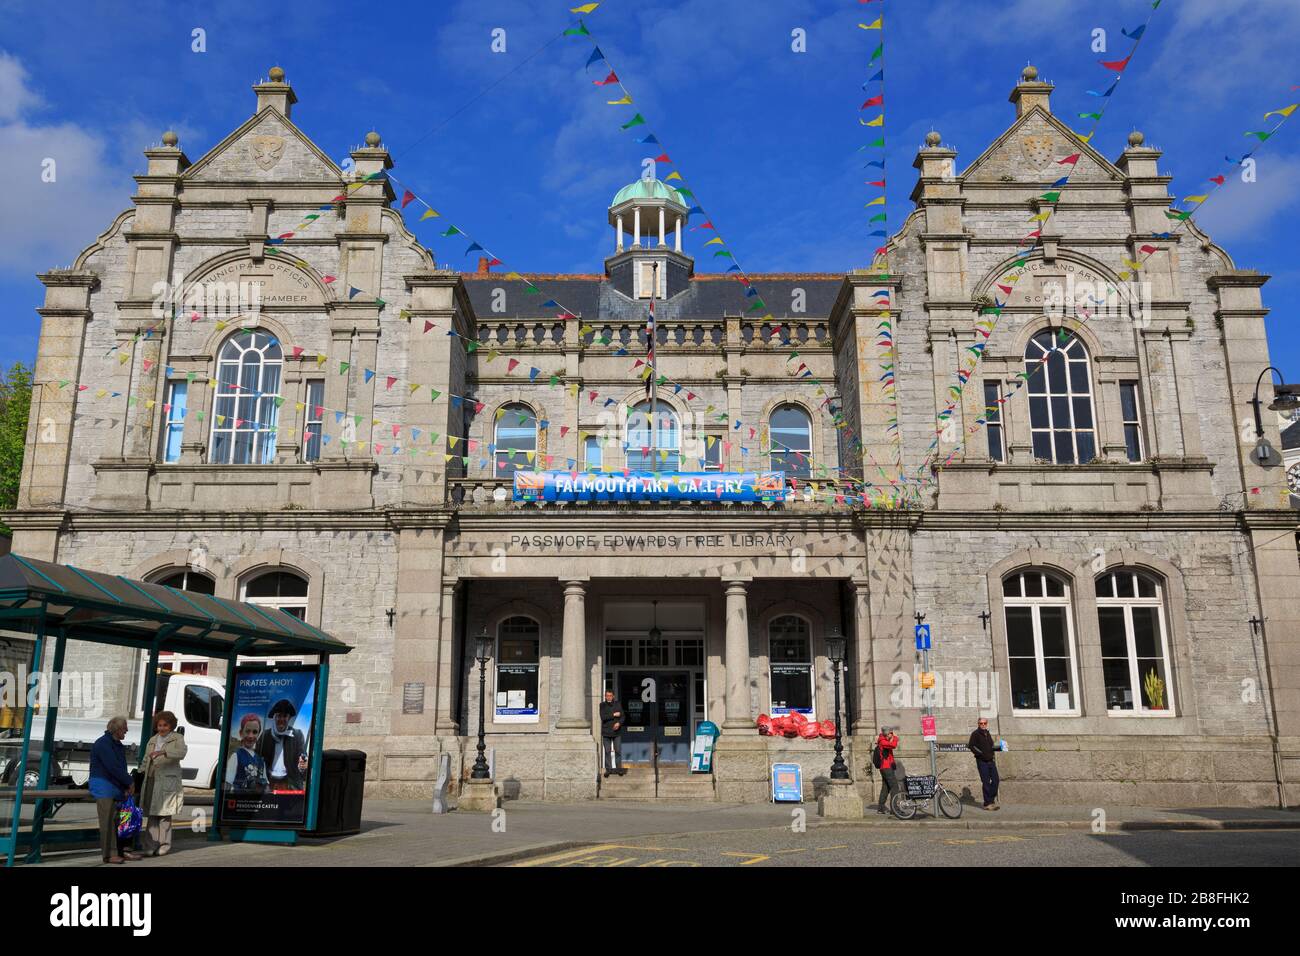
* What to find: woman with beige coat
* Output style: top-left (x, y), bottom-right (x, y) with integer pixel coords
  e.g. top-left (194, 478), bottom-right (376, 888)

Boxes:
top-left (139, 710), bottom-right (188, 856)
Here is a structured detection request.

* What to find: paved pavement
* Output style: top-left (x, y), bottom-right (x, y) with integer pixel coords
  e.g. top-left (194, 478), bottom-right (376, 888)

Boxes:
top-left (21, 798), bottom-right (1300, 868)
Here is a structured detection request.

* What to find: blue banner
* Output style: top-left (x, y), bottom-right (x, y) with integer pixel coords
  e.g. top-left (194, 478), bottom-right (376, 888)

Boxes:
top-left (514, 470), bottom-right (786, 503)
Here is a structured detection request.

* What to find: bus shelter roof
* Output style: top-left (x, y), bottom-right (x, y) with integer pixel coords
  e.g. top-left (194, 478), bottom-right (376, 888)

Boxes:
top-left (0, 553), bottom-right (349, 658)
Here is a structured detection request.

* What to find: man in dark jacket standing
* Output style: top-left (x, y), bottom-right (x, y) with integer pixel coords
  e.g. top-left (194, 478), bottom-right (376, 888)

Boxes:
top-left (599, 690), bottom-right (626, 777)
top-left (968, 717), bottom-right (1000, 810)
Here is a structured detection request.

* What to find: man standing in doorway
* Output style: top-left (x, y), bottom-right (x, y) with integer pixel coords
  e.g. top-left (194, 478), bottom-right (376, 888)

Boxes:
top-left (968, 717), bottom-right (1001, 810)
top-left (600, 690), bottom-right (627, 777)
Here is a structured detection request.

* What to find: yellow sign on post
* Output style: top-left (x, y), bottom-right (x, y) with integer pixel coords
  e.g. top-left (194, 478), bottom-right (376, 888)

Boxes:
top-left (920, 672), bottom-right (936, 689)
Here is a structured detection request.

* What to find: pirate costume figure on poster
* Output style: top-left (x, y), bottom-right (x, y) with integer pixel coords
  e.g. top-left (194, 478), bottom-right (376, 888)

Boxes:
top-left (226, 713), bottom-right (271, 793)
top-left (257, 698), bottom-right (309, 790)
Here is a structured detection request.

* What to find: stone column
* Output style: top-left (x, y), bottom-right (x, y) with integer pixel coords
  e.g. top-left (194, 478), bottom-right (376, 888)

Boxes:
top-left (722, 580), bottom-right (754, 729)
top-left (675, 217), bottom-right (682, 252)
top-left (633, 207), bottom-right (641, 247)
top-left (556, 580), bottom-right (590, 730)
top-left (616, 215), bottom-right (624, 252)
top-left (849, 578), bottom-right (875, 734)
top-left (658, 207), bottom-right (666, 247)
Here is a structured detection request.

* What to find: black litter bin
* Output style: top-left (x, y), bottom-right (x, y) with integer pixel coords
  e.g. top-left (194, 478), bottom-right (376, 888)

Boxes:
top-left (311, 750), bottom-right (350, 836)
top-left (340, 750), bottom-right (367, 835)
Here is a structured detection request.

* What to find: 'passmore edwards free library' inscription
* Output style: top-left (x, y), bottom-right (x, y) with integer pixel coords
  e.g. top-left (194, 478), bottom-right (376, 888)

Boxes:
top-left (506, 532), bottom-right (803, 551)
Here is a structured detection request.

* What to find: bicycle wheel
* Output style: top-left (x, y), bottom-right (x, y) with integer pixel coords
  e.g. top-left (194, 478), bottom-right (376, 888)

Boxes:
top-left (890, 790), bottom-right (917, 820)
top-left (937, 785), bottom-right (963, 819)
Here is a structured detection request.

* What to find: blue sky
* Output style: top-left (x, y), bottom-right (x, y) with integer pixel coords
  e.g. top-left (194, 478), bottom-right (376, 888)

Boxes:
top-left (1, 0), bottom-right (1296, 379)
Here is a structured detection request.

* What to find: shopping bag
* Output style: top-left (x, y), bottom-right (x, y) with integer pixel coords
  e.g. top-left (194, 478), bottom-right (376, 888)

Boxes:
top-left (117, 795), bottom-right (143, 839)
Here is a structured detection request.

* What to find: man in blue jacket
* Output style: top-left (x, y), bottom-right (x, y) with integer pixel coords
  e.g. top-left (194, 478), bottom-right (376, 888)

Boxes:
top-left (89, 716), bottom-right (138, 863)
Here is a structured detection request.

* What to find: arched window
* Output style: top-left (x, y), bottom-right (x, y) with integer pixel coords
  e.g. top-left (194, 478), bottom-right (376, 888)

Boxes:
top-left (210, 331), bottom-right (282, 464)
top-left (770, 404), bottom-right (812, 478)
top-left (1025, 330), bottom-right (1097, 464)
top-left (627, 400), bottom-right (680, 472)
top-left (495, 616), bottom-right (540, 723)
top-left (242, 570), bottom-right (309, 620)
top-left (1002, 569), bottom-right (1079, 714)
top-left (494, 403), bottom-right (537, 477)
top-left (240, 569), bottom-right (311, 667)
top-left (134, 568), bottom-right (219, 716)
top-left (152, 569), bottom-right (216, 596)
top-left (769, 615), bottom-right (814, 717)
top-left (1096, 569), bottom-right (1174, 714)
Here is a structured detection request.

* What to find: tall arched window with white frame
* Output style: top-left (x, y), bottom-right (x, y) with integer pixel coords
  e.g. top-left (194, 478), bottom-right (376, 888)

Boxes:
top-left (627, 400), bottom-right (680, 472)
top-left (770, 404), bottom-right (812, 479)
top-left (769, 614), bottom-right (814, 718)
top-left (1002, 569), bottom-right (1080, 714)
top-left (495, 616), bottom-right (540, 723)
top-left (1096, 569), bottom-right (1175, 714)
top-left (1025, 330), bottom-right (1097, 464)
top-left (209, 331), bottom-right (282, 464)
top-left (494, 403), bottom-right (537, 477)
top-left (240, 569), bottom-right (311, 667)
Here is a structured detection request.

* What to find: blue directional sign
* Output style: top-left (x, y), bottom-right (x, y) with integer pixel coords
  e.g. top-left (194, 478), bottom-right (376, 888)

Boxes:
top-left (915, 623), bottom-right (932, 650)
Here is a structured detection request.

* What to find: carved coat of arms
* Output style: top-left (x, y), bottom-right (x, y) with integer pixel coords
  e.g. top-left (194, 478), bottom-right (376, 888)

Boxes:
top-left (1020, 134), bottom-right (1054, 171)
top-left (250, 135), bottom-right (285, 171)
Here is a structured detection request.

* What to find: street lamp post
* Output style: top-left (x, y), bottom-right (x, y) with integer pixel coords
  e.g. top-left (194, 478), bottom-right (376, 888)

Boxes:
top-left (470, 627), bottom-right (492, 780)
top-left (826, 629), bottom-right (850, 781)
top-left (1248, 367), bottom-right (1300, 464)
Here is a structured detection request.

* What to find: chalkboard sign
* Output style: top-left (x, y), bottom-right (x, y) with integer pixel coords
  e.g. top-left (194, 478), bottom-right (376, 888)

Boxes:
top-left (904, 774), bottom-right (937, 799)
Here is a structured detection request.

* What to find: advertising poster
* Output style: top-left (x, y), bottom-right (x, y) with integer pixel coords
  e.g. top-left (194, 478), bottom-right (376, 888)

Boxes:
top-left (221, 665), bottom-right (318, 828)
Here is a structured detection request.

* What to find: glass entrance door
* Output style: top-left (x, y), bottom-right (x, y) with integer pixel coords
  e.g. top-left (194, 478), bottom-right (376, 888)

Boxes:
top-left (616, 670), bottom-right (692, 764)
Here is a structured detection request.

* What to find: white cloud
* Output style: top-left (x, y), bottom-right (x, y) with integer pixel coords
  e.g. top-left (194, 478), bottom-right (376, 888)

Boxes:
top-left (0, 51), bottom-right (177, 277)
top-left (1192, 151), bottom-right (1300, 245)
top-left (0, 50), bottom-right (43, 121)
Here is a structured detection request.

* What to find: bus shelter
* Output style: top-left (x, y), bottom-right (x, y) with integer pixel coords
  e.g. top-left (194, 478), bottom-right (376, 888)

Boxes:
top-left (0, 553), bottom-right (351, 866)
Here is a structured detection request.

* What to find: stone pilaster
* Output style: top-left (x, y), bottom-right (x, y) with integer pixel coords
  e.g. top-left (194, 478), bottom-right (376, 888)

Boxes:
top-left (555, 579), bottom-right (590, 731)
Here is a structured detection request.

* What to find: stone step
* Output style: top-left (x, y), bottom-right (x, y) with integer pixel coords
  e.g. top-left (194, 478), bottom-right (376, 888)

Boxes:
top-left (599, 767), bottom-right (717, 801)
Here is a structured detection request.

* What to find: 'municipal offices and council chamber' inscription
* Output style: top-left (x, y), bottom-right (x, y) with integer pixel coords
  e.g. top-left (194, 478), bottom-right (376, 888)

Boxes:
top-left (506, 532), bottom-right (799, 551)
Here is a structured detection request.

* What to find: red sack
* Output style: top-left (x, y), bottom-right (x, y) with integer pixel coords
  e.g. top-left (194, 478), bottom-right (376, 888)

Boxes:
top-left (798, 721), bottom-right (821, 739)
top-left (788, 711), bottom-right (809, 728)
top-left (756, 714), bottom-right (772, 736)
top-left (818, 720), bottom-right (837, 739)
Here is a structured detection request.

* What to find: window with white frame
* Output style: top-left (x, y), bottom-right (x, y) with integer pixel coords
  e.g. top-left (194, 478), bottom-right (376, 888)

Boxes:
top-left (1119, 381), bottom-right (1144, 463)
top-left (584, 434), bottom-right (602, 471)
top-left (1096, 569), bottom-right (1174, 713)
top-left (1025, 330), bottom-right (1097, 464)
top-left (984, 380), bottom-right (1005, 463)
top-left (210, 331), bottom-right (282, 464)
top-left (770, 404), bottom-right (812, 479)
top-left (769, 615), bottom-right (814, 717)
top-left (495, 616), bottom-right (540, 722)
top-left (494, 403), bottom-right (537, 477)
top-left (702, 434), bottom-right (722, 471)
top-left (134, 569), bottom-right (217, 717)
top-left (1002, 569), bottom-right (1079, 714)
top-left (627, 400), bottom-right (680, 471)
top-left (303, 380), bottom-right (325, 462)
top-left (161, 380), bottom-right (187, 463)
top-left (240, 570), bottom-right (310, 667)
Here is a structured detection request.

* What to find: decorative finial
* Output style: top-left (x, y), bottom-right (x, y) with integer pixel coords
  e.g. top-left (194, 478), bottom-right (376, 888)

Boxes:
top-left (1022, 64), bottom-right (1038, 82)
top-left (364, 130), bottom-right (382, 147)
top-left (925, 130), bottom-right (942, 147)
top-left (161, 130), bottom-right (179, 147)
top-left (1127, 129), bottom-right (1145, 147)
top-left (268, 66), bottom-right (285, 82)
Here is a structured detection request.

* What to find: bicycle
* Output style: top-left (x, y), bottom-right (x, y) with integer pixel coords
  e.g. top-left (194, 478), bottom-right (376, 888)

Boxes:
top-left (889, 770), bottom-right (963, 820)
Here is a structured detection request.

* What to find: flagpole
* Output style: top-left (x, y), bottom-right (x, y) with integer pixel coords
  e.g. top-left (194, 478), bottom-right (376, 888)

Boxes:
top-left (649, 260), bottom-right (658, 473)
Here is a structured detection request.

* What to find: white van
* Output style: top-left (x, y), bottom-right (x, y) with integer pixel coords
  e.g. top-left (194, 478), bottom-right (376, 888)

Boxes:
top-left (0, 671), bottom-right (226, 790)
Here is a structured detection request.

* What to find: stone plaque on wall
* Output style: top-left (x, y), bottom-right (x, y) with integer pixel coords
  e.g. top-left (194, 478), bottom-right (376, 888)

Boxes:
top-left (402, 682), bottom-right (425, 715)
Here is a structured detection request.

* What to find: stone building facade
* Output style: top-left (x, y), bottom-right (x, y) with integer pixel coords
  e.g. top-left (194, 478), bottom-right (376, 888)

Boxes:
top-left (8, 66), bottom-right (1299, 807)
